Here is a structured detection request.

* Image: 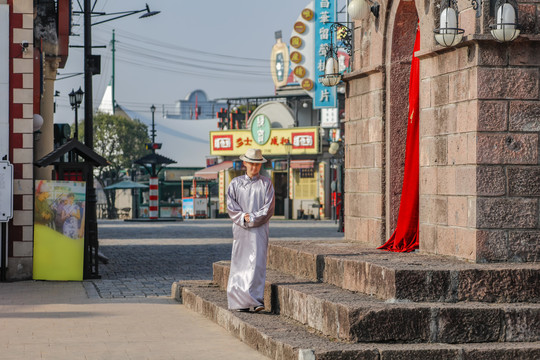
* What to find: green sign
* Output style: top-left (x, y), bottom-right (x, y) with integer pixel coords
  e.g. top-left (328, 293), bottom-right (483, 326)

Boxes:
top-left (251, 114), bottom-right (271, 145)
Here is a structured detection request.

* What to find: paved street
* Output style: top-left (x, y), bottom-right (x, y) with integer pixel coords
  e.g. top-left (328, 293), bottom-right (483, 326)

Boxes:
top-left (85, 219), bottom-right (344, 299)
top-left (1, 219), bottom-right (343, 360)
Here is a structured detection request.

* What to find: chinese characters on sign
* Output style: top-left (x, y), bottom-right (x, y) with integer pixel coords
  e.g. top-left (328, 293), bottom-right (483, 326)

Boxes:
top-left (314, 0), bottom-right (337, 109)
top-left (210, 128), bottom-right (319, 156)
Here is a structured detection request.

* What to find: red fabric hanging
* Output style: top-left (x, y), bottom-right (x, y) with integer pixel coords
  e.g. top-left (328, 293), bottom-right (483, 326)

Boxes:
top-left (378, 26), bottom-right (420, 253)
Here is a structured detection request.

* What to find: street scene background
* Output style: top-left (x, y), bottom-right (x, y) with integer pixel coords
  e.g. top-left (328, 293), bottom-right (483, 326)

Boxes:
top-left (85, 219), bottom-right (344, 299)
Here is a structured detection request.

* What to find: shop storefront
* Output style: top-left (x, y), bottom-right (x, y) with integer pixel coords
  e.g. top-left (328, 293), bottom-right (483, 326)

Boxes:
top-left (210, 124), bottom-right (329, 219)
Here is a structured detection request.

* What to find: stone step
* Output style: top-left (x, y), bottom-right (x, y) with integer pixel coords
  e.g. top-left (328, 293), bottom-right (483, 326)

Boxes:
top-left (266, 241), bottom-right (540, 303)
top-left (213, 261), bottom-right (540, 344)
top-left (172, 280), bottom-right (540, 360)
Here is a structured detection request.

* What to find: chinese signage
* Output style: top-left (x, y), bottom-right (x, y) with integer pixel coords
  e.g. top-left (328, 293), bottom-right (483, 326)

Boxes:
top-left (270, 31), bottom-right (290, 88)
top-left (251, 114), bottom-right (272, 145)
top-left (210, 127), bottom-right (320, 156)
top-left (314, 0), bottom-right (337, 108)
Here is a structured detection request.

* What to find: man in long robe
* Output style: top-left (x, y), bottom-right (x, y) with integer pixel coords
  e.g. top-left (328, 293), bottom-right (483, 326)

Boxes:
top-left (226, 148), bottom-right (275, 312)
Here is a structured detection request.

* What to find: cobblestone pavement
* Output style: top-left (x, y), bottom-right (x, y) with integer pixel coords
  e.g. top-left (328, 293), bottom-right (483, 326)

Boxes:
top-left (84, 219), bottom-right (344, 299)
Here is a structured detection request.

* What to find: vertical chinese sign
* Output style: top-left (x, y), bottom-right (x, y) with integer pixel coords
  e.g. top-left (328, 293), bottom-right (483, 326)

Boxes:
top-left (314, 0), bottom-right (337, 109)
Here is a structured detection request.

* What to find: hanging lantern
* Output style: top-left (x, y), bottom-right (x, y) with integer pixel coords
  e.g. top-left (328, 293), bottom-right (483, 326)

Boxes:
top-left (490, 0), bottom-right (520, 42)
top-left (321, 56), bottom-right (342, 87)
top-left (347, 0), bottom-right (380, 20)
top-left (434, 0), bottom-right (464, 47)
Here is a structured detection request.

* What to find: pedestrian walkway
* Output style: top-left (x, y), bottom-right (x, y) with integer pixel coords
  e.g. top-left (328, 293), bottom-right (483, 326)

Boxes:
top-left (0, 280), bottom-right (268, 360)
top-left (0, 219), bottom-right (343, 359)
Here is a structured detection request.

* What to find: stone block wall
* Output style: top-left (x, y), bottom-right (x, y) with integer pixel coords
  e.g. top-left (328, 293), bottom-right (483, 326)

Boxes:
top-left (7, 0), bottom-right (35, 279)
top-left (343, 68), bottom-right (386, 244)
top-left (344, 0), bottom-right (540, 262)
top-left (472, 41), bottom-right (540, 262)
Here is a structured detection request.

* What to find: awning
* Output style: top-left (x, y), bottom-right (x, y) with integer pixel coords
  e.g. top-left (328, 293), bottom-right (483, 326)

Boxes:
top-left (290, 160), bottom-right (315, 169)
top-left (194, 161), bottom-right (233, 180)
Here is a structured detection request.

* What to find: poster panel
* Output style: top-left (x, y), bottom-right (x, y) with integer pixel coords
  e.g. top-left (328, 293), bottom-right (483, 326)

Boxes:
top-left (33, 180), bottom-right (86, 281)
top-left (182, 198), bottom-right (194, 218)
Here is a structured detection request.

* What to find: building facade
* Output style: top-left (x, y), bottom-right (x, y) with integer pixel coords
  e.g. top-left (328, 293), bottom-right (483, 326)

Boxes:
top-left (344, 0), bottom-right (540, 262)
top-left (1, 0), bottom-right (71, 280)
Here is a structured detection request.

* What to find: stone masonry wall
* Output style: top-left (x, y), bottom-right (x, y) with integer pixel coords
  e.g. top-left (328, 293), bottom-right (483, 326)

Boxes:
top-left (344, 0), bottom-right (540, 262)
top-left (8, 0), bottom-right (35, 279)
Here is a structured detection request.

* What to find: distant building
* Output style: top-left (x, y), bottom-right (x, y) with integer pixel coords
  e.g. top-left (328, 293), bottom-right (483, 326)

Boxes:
top-left (165, 90), bottom-right (225, 120)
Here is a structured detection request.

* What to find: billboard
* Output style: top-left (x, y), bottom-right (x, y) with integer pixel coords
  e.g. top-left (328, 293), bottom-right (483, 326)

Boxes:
top-left (210, 127), bottom-right (319, 156)
top-left (33, 180), bottom-right (86, 281)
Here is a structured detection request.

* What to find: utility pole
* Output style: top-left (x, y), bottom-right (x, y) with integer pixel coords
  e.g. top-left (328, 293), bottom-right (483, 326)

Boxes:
top-left (111, 29), bottom-right (116, 113)
top-left (83, 0), bottom-right (99, 278)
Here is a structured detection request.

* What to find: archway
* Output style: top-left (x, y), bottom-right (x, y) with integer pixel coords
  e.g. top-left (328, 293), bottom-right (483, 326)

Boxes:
top-left (385, 0), bottom-right (419, 237)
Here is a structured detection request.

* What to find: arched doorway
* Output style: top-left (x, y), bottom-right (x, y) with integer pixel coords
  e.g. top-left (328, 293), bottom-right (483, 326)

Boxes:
top-left (385, 0), bottom-right (419, 237)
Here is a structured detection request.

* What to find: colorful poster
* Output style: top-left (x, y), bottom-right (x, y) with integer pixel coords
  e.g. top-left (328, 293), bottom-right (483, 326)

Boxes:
top-left (33, 180), bottom-right (86, 281)
top-left (182, 198), bottom-right (194, 218)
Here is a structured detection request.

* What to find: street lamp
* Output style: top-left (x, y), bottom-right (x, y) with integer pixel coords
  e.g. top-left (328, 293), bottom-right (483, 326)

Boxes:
top-left (284, 139), bottom-right (293, 219)
top-left (150, 104), bottom-right (156, 149)
top-left (68, 87), bottom-right (84, 140)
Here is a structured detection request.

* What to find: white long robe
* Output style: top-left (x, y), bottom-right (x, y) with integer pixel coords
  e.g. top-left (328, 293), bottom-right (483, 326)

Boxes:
top-left (226, 174), bottom-right (275, 310)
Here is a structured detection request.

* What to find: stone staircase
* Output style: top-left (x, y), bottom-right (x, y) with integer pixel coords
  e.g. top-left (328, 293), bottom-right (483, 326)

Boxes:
top-left (172, 240), bottom-right (540, 359)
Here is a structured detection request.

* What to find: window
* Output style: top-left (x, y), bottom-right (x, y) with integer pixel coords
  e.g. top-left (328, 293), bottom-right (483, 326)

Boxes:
top-left (293, 169), bottom-right (317, 199)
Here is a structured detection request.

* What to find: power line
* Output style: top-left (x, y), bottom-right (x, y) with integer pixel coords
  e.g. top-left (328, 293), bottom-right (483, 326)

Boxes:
top-left (95, 24), bottom-right (271, 63)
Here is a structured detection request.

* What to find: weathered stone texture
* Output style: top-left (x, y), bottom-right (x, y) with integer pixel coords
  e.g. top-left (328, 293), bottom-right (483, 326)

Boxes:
top-left (476, 198), bottom-right (538, 228)
top-left (457, 269), bottom-right (540, 303)
top-left (394, 270), bottom-right (452, 302)
top-left (477, 68), bottom-right (539, 99)
top-left (510, 41), bottom-right (540, 66)
top-left (504, 308), bottom-right (540, 342)
top-left (509, 101), bottom-right (540, 132)
top-left (518, 4), bottom-right (538, 35)
top-left (508, 231), bottom-right (540, 262)
top-left (462, 348), bottom-right (540, 360)
top-left (478, 101), bottom-right (508, 132)
top-left (508, 167), bottom-right (540, 196)
top-left (437, 308), bottom-right (501, 343)
top-left (476, 133), bottom-right (538, 165)
top-left (476, 166), bottom-right (506, 196)
top-left (420, 136), bottom-right (448, 166)
top-left (476, 230), bottom-right (508, 262)
top-left (477, 43), bottom-right (508, 66)
top-left (349, 307), bottom-right (431, 343)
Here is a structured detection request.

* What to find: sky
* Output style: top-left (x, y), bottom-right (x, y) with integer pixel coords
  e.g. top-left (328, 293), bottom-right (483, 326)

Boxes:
top-left (55, 0), bottom-right (350, 125)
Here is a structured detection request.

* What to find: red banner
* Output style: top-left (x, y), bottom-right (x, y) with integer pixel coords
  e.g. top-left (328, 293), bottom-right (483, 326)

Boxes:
top-left (378, 25), bottom-right (420, 253)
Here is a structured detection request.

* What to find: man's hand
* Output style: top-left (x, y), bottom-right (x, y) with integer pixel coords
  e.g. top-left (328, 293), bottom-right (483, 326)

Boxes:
top-left (244, 214), bottom-right (250, 223)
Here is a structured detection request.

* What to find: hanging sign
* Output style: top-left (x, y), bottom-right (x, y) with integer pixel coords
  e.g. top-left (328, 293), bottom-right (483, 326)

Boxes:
top-left (314, 0), bottom-right (337, 108)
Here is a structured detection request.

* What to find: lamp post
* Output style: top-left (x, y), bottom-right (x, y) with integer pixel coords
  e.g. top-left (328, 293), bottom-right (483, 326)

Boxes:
top-left (150, 104), bottom-right (156, 151)
top-left (80, 0), bottom-right (160, 278)
top-left (68, 87), bottom-right (84, 141)
top-left (284, 140), bottom-right (292, 219)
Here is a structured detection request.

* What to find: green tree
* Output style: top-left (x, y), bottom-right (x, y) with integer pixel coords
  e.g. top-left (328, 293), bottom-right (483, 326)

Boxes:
top-left (78, 113), bottom-right (150, 218)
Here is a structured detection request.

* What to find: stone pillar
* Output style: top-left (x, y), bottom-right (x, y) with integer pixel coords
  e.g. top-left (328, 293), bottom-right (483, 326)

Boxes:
top-left (34, 55), bottom-right (60, 180)
top-left (417, 39), bottom-right (540, 263)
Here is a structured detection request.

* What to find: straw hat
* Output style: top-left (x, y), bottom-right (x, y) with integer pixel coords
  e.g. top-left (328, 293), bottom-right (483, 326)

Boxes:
top-left (239, 148), bottom-right (267, 163)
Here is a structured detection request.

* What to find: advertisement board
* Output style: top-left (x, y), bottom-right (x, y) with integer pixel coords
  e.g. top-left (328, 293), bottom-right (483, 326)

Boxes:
top-left (210, 127), bottom-right (319, 156)
top-left (33, 180), bottom-right (86, 281)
